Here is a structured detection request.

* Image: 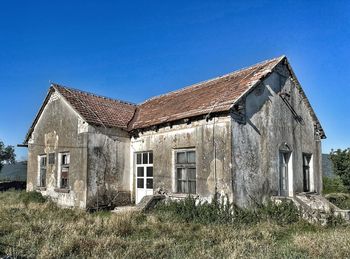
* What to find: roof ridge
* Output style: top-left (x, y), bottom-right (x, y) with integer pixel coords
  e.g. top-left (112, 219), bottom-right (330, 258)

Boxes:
top-left (138, 55), bottom-right (285, 105)
top-left (51, 83), bottom-right (137, 106)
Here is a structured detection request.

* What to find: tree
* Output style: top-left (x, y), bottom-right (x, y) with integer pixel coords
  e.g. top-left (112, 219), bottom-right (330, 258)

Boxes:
top-left (330, 148), bottom-right (350, 192)
top-left (0, 140), bottom-right (16, 171)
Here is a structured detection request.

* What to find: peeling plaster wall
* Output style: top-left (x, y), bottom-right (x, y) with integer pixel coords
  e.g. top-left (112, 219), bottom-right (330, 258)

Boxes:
top-left (130, 117), bottom-right (232, 202)
top-left (27, 63), bottom-right (323, 210)
top-left (27, 91), bottom-right (88, 208)
top-left (86, 126), bottom-right (131, 208)
top-left (232, 64), bottom-right (322, 207)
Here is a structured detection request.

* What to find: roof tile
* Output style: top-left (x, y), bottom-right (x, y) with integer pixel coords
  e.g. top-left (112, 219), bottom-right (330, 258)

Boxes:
top-left (53, 84), bottom-right (137, 129)
top-left (53, 56), bottom-right (284, 130)
top-left (130, 56), bottom-right (283, 129)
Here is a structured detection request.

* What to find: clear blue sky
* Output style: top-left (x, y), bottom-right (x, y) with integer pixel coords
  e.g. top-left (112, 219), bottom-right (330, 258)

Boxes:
top-left (0, 0), bottom-right (349, 160)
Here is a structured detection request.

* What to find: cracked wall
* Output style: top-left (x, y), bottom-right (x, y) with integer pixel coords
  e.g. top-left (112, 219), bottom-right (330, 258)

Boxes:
top-left (27, 92), bottom-right (88, 208)
top-left (86, 126), bottom-right (131, 208)
top-left (232, 63), bottom-right (322, 207)
top-left (131, 117), bottom-right (233, 202)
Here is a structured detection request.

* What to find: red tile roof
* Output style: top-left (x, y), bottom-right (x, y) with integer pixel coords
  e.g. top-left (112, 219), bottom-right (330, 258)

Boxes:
top-left (130, 56), bottom-right (284, 129)
top-left (53, 84), bottom-right (137, 129)
top-left (25, 55), bottom-right (325, 143)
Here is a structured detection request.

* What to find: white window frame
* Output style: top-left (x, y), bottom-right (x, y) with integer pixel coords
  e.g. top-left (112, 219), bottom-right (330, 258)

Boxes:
top-left (37, 154), bottom-right (47, 187)
top-left (57, 152), bottom-right (70, 189)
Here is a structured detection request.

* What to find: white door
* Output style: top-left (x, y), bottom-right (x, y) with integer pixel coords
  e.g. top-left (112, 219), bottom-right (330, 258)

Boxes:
top-left (136, 152), bottom-right (153, 204)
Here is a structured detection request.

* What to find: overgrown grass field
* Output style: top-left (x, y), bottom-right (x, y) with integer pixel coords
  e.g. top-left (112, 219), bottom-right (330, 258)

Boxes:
top-left (0, 190), bottom-right (349, 258)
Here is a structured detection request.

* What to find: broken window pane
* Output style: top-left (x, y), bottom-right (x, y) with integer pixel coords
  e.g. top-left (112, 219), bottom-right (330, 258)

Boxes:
top-left (61, 178), bottom-right (68, 188)
top-left (61, 167), bottom-right (69, 188)
top-left (61, 167), bottom-right (69, 177)
top-left (59, 153), bottom-right (70, 189)
top-left (62, 154), bottom-right (70, 165)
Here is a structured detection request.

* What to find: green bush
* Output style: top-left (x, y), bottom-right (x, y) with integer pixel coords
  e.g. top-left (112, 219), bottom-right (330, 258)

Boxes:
top-left (258, 200), bottom-right (300, 225)
top-left (329, 148), bottom-right (350, 191)
top-left (19, 191), bottom-right (47, 206)
top-left (323, 176), bottom-right (348, 194)
top-left (325, 193), bottom-right (350, 210)
top-left (155, 195), bottom-right (300, 225)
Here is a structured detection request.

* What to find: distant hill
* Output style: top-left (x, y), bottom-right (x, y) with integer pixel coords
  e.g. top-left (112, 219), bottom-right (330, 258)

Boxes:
top-left (322, 154), bottom-right (335, 178)
top-left (0, 161), bottom-right (27, 182)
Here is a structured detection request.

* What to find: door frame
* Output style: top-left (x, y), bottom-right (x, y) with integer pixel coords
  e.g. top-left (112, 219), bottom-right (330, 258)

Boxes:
top-left (302, 153), bottom-right (313, 192)
top-left (278, 143), bottom-right (293, 197)
top-left (279, 150), bottom-right (290, 196)
top-left (135, 151), bottom-right (153, 204)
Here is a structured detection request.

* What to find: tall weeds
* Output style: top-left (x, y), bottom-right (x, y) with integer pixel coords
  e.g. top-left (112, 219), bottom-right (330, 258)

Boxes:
top-left (155, 195), bottom-right (300, 225)
top-left (0, 190), bottom-right (349, 258)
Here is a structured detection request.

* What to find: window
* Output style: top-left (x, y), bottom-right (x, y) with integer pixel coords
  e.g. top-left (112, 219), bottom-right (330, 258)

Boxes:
top-left (175, 150), bottom-right (196, 194)
top-left (48, 153), bottom-right (55, 165)
top-left (136, 151), bottom-right (153, 190)
top-left (59, 153), bottom-right (70, 189)
top-left (38, 155), bottom-right (47, 187)
top-left (303, 154), bottom-right (312, 192)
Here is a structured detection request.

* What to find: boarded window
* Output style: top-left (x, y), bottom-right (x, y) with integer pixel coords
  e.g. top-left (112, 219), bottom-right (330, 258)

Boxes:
top-left (175, 150), bottom-right (196, 194)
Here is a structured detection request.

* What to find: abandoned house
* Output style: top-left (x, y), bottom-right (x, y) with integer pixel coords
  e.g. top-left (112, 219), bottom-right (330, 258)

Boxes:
top-left (24, 56), bottom-right (326, 209)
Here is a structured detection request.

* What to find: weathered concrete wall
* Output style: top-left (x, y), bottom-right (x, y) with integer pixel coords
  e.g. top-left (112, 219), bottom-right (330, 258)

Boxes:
top-left (86, 126), bottom-right (131, 208)
top-left (27, 62), bottom-right (323, 209)
top-left (27, 91), bottom-right (88, 208)
top-left (232, 63), bottom-right (322, 207)
top-left (131, 117), bottom-right (232, 202)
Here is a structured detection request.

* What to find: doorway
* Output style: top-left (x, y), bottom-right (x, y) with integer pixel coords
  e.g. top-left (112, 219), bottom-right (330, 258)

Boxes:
top-left (303, 154), bottom-right (312, 192)
top-left (279, 151), bottom-right (291, 196)
top-left (135, 151), bottom-right (153, 204)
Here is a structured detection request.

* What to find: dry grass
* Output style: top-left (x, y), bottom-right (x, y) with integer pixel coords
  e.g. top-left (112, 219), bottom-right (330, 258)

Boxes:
top-left (0, 190), bottom-right (349, 258)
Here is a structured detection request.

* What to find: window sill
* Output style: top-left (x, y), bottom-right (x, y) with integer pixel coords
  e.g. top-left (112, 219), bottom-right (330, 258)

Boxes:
top-left (54, 188), bottom-right (70, 193)
top-left (36, 186), bottom-right (46, 191)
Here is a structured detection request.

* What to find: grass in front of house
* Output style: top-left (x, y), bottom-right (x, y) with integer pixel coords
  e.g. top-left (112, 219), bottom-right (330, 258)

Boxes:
top-left (0, 190), bottom-right (349, 258)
